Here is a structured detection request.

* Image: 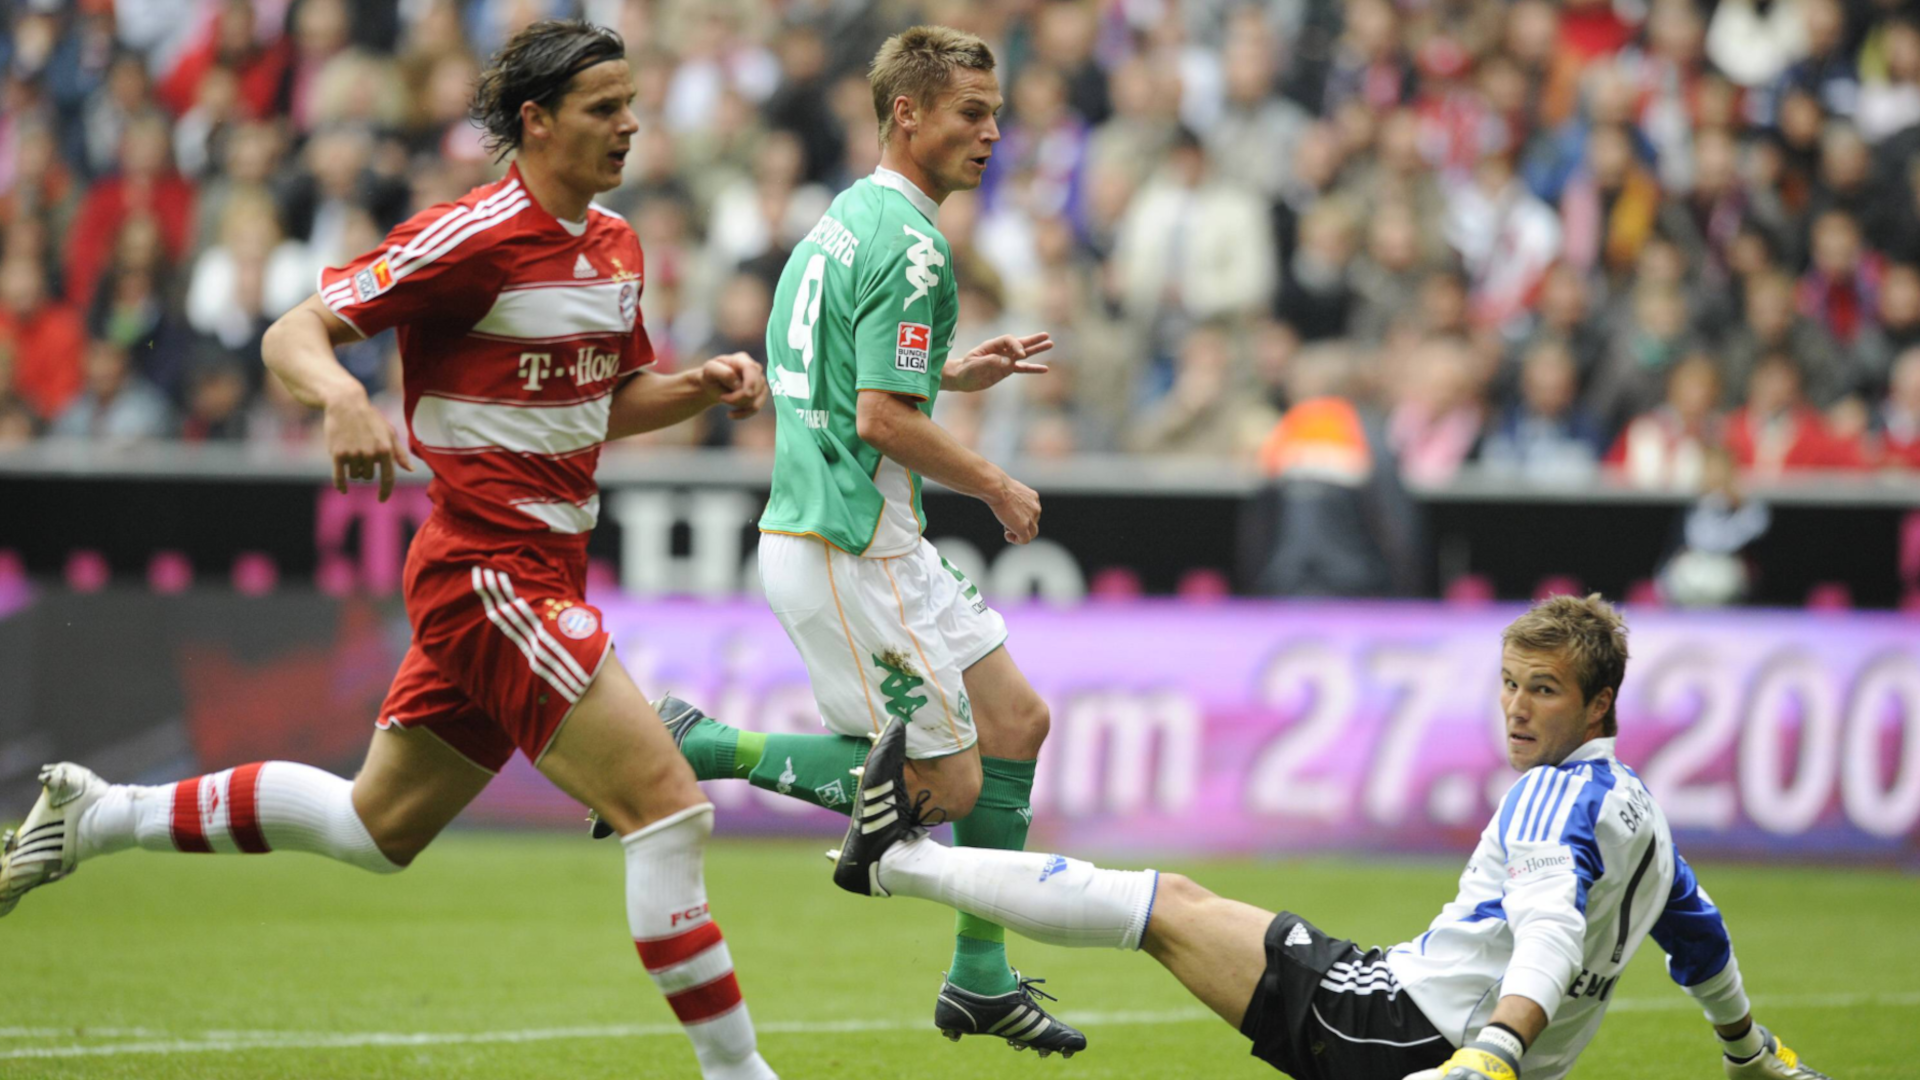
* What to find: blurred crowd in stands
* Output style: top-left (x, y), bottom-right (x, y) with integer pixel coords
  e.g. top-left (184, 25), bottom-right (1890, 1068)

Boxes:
top-left (4, 0), bottom-right (1920, 491)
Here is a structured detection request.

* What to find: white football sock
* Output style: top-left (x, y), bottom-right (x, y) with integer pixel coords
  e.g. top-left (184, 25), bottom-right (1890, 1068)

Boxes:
top-left (624, 803), bottom-right (775, 1080)
top-left (878, 835), bottom-right (1159, 950)
top-left (76, 762), bottom-right (400, 874)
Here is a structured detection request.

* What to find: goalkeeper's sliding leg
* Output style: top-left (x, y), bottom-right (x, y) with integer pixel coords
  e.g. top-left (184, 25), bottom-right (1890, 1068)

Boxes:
top-left (864, 838), bottom-right (1836, 1080)
top-left (838, 714), bottom-right (1838, 1080)
top-left (866, 833), bottom-right (1453, 1077)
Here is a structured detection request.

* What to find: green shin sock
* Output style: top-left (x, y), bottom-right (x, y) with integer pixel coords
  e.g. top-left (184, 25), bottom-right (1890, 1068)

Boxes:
top-left (946, 756), bottom-right (1037, 996)
top-left (732, 730), bottom-right (766, 778)
top-left (745, 731), bottom-right (873, 814)
top-left (675, 718), bottom-right (741, 782)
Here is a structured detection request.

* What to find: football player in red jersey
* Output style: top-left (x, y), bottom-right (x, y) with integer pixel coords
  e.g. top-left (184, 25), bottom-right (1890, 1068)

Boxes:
top-left (2, 21), bottom-right (777, 1080)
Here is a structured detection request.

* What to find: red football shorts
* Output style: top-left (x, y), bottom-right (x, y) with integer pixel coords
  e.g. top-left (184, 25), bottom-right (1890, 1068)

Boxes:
top-left (378, 514), bottom-right (613, 772)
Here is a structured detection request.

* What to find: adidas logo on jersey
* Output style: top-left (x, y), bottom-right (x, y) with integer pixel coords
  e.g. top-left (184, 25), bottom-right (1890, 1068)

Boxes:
top-left (573, 254), bottom-right (595, 279)
top-left (1285, 923), bottom-right (1313, 948)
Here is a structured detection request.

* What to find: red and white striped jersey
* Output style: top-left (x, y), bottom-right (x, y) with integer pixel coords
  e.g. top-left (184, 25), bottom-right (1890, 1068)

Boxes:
top-left (317, 163), bottom-right (654, 539)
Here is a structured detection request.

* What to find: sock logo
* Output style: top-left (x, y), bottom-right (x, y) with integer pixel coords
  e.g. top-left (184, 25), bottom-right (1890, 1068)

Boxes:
top-left (1038, 854), bottom-right (1068, 883)
top-left (814, 779), bottom-right (847, 807)
top-left (1016, 807), bottom-right (1033, 825)
top-left (777, 757), bottom-right (797, 795)
top-left (669, 902), bottom-right (711, 928)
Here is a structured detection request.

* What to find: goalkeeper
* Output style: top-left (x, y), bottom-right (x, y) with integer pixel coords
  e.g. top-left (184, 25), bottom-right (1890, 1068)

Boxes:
top-left (827, 594), bottom-right (1834, 1080)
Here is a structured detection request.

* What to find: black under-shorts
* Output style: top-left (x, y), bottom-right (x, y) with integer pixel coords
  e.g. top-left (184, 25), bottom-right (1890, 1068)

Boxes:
top-left (1240, 911), bottom-right (1453, 1080)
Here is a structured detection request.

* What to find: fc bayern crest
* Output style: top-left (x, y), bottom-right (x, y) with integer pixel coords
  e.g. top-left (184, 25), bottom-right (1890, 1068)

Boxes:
top-left (619, 283), bottom-right (636, 329)
top-left (557, 606), bottom-right (600, 640)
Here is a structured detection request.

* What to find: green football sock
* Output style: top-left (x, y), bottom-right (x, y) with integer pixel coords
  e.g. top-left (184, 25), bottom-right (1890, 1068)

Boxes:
top-left (732, 730), bottom-right (765, 778)
top-left (674, 717), bottom-right (739, 782)
top-left (674, 716), bottom-right (752, 782)
top-left (744, 731), bottom-right (873, 814)
top-left (945, 756), bottom-right (1037, 997)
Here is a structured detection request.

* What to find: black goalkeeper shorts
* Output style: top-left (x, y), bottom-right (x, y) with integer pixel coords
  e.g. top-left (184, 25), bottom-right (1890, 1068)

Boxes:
top-left (1240, 911), bottom-right (1452, 1080)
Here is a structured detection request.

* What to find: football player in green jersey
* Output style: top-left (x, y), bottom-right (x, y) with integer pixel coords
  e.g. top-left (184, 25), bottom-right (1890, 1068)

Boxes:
top-left (660, 23), bottom-right (1081, 1057)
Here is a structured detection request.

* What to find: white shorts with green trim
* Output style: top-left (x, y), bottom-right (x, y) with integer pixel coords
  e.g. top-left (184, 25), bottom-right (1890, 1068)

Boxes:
top-left (758, 531), bottom-right (1006, 760)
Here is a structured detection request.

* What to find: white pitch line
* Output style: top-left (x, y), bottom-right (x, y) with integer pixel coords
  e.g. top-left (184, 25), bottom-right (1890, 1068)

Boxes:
top-left (1612, 990), bottom-right (1920, 1013)
top-left (2, 1012), bottom-right (1210, 1060)
top-left (6, 991), bottom-right (1916, 1060)
top-left (0, 1028), bottom-right (161, 1039)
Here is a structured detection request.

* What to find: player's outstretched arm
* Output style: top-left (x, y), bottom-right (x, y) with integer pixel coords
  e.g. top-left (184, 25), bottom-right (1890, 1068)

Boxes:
top-left (262, 295), bottom-right (413, 500)
top-left (1652, 856), bottom-right (1835, 1078)
top-left (940, 332), bottom-right (1052, 393)
top-left (606, 352), bottom-right (767, 439)
top-left (855, 389), bottom-right (1040, 543)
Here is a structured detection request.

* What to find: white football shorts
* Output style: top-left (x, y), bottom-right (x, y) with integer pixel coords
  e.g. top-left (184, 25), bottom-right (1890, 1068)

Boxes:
top-left (758, 531), bottom-right (1006, 759)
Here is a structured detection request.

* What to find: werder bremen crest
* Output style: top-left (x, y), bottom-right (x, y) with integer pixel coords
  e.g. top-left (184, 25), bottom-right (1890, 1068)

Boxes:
top-left (872, 648), bottom-right (928, 724)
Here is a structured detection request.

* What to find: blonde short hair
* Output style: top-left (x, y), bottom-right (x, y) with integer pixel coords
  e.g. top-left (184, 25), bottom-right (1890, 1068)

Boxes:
top-left (1502, 594), bottom-right (1629, 736)
top-left (869, 25), bottom-right (995, 146)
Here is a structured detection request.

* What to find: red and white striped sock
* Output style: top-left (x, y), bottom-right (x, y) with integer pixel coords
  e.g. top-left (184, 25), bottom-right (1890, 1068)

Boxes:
top-left (76, 762), bottom-right (401, 873)
top-left (624, 804), bottom-right (775, 1080)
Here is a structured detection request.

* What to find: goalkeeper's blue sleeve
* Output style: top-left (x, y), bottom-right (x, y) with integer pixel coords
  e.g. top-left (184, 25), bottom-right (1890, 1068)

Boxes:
top-left (1649, 852), bottom-right (1750, 1025)
top-left (1649, 853), bottom-right (1730, 985)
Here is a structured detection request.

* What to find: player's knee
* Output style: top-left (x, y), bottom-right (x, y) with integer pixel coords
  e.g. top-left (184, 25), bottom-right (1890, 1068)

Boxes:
top-left (596, 765), bottom-right (707, 836)
top-left (645, 773), bottom-right (707, 817)
top-left (609, 795), bottom-right (714, 840)
top-left (1155, 873), bottom-right (1217, 912)
top-left (1136, 873), bottom-right (1220, 959)
top-left (981, 690), bottom-right (1049, 758)
top-left (1017, 695), bottom-right (1051, 748)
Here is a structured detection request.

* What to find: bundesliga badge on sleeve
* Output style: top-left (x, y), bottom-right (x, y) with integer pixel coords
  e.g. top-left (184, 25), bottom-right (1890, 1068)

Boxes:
top-left (896, 322), bottom-right (931, 373)
top-left (353, 257), bottom-right (394, 303)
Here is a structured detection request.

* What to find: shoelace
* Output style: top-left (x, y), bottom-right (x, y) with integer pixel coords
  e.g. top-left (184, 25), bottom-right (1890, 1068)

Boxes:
top-left (1015, 976), bottom-right (1059, 1007)
top-left (905, 787), bottom-right (949, 831)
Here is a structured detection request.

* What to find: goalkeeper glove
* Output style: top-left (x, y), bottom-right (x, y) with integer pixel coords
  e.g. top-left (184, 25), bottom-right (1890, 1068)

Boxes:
top-left (1403, 1024), bottom-right (1524, 1080)
top-left (1722, 1023), bottom-right (1835, 1080)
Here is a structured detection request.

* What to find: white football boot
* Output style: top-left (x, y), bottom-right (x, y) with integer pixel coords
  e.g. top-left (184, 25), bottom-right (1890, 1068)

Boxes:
top-left (1, 763), bottom-right (110, 917)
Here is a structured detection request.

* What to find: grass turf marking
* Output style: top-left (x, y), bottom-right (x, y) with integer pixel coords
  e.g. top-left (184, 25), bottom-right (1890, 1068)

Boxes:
top-left (7, 992), bottom-right (1918, 1060)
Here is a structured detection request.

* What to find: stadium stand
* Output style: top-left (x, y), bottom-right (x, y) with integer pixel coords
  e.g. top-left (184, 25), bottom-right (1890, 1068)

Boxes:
top-left (2, 2), bottom-right (1917, 492)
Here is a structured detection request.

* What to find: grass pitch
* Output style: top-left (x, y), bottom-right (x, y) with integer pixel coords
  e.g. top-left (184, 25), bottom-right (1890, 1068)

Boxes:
top-left (2, 833), bottom-right (1914, 1079)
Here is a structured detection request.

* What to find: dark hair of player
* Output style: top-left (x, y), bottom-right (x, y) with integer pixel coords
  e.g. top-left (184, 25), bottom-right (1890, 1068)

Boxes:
top-left (471, 19), bottom-right (627, 161)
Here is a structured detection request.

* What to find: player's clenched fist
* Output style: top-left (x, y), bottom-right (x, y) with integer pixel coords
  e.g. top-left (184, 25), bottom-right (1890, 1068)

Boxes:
top-left (698, 352), bottom-right (768, 419)
top-left (323, 392), bottom-right (413, 501)
top-left (987, 472), bottom-right (1040, 545)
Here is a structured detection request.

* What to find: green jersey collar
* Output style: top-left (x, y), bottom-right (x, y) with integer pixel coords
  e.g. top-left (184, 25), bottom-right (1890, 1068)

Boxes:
top-left (870, 166), bottom-right (940, 224)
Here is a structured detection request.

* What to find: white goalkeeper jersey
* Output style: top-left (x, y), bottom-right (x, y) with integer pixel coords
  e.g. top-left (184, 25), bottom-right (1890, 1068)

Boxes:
top-left (1385, 738), bottom-right (1751, 1080)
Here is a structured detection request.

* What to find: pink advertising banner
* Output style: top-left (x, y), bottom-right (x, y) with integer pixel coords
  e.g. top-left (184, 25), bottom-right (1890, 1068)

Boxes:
top-left (467, 599), bottom-right (1920, 862)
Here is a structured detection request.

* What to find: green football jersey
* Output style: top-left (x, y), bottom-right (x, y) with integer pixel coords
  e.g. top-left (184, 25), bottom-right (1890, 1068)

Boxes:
top-left (759, 168), bottom-right (958, 557)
